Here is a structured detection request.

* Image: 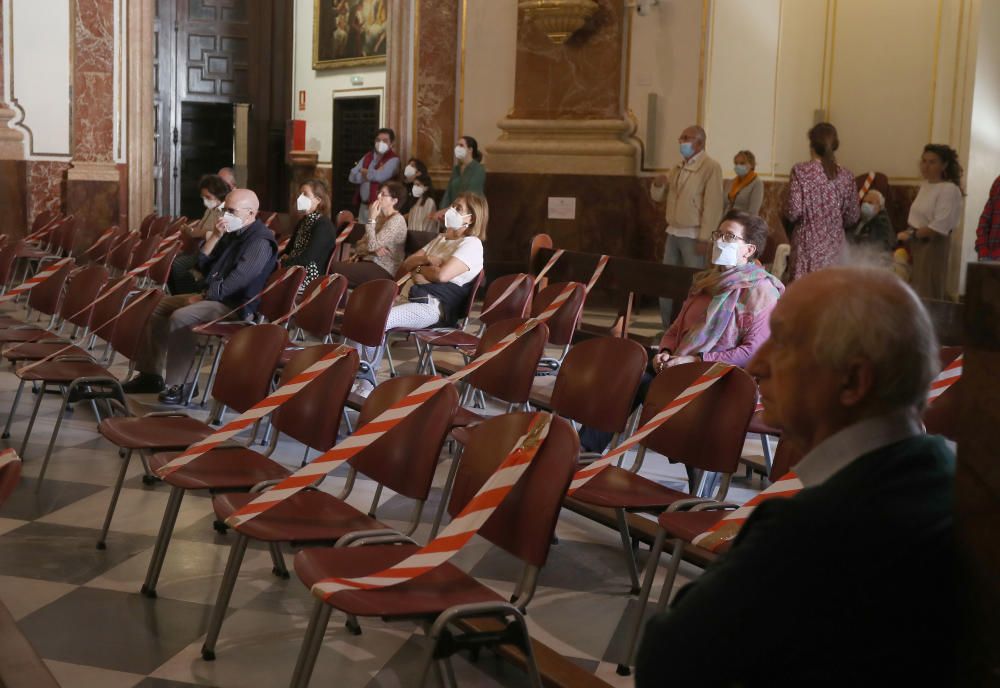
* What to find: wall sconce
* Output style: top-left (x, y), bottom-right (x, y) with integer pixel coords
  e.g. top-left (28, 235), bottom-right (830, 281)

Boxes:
top-left (519, 0), bottom-right (599, 45)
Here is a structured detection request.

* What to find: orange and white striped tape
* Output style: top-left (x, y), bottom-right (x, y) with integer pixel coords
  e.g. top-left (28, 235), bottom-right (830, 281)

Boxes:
top-left (585, 255), bottom-right (609, 294)
top-left (0, 257), bottom-right (73, 304)
top-left (126, 236), bottom-right (180, 278)
top-left (534, 249), bottom-right (565, 283)
top-left (311, 412), bottom-right (552, 600)
top-left (0, 447), bottom-right (20, 469)
top-left (477, 274), bottom-right (532, 319)
top-left (927, 354), bottom-right (962, 405)
top-left (691, 470), bottom-right (803, 553)
top-left (273, 273), bottom-right (342, 326)
top-left (83, 227), bottom-right (119, 258)
top-left (155, 345), bottom-right (355, 478)
top-left (567, 363), bottom-right (733, 495)
top-left (858, 171), bottom-right (875, 201)
top-left (223, 282), bottom-right (583, 527)
top-left (192, 266), bottom-right (302, 333)
top-left (23, 217), bottom-right (62, 243)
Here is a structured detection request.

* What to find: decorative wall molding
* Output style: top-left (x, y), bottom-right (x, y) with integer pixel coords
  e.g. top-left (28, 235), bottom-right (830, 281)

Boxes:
top-left (488, 117), bottom-right (637, 175)
top-left (67, 160), bottom-right (118, 181)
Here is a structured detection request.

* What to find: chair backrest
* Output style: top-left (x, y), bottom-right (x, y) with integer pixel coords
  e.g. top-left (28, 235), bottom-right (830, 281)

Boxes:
top-left (449, 412), bottom-right (578, 568)
top-left (770, 243), bottom-right (791, 280)
top-left (128, 233), bottom-right (161, 271)
top-left (259, 211), bottom-right (278, 228)
top-left (923, 345), bottom-right (963, 440)
top-left (137, 213), bottom-right (156, 237)
top-left (45, 218), bottom-right (69, 252)
top-left (210, 323), bottom-right (288, 413)
top-left (457, 271), bottom-right (484, 325)
top-left (109, 288), bottom-right (164, 359)
top-left (465, 318), bottom-right (549, 405)
top-left (639, 362), bottom-right (758, 474)
top-left (480, 273), bottom-right (534, 326)
top-left (164, 217), bottom-right (187, 237)
top-left (146, 242), bottom-right (181, 286)
top-left (107, 232), bottom-right (139, 272)
top-left (0, 241), bottom-right (22, 288)
top-left (27, 259), bottom-right (74, 317)
top-left (770, 439), bottom-right (804, 479)
top-left (273, 345), bottom-right (360, 451)
top-left (550, 336), bottom-right (647, 432)
top-left (530, 282), bottom-right (586, 347)
top-left (259, 266), bottom-right (306, 323)
top-left (351, 375), bottom-right (460, 500)
top-left (91, 276), bottom-right (136, 342)
top-left (295, 274), bottom-right (348, 339)
top-left (340, 278), bottom-right (396, 347)
top-left (530, 234), bottom-right (554, 290)
top-left (143, 215), bottom-right (172, 239)
top-left (84, 226), bottom-right (121, 263)
top-left (60, 264), bottom-right (109, 328)
top-left (31, 210), bottom-right (59, 233)
top-left (0, 455), bottom-right (21, 507)
top-left (57, 216), bottom-right (79, 255)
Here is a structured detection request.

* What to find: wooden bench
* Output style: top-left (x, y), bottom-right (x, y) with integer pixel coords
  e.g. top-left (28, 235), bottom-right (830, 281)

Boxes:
top-left (0, 601), bottom-right (60, 688)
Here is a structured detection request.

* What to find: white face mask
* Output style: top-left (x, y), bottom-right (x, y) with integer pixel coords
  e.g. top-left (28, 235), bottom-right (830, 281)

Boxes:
top-left (222, 211), bottom-right (245, 233)
top-left (411, 184), bottom-right (425, 199)
top-left (454, 145), bottom-right (468, 161)
top-left (403, 164), bottom-right (417, 179)
top-left (711, 239), bottom-right (744, 267)
top-left (860, 202), bottom-right (877, 221)
top-left (375, 141), bottom-right (389, 155)
top-left (296, 193), bottom-right (313, 213)
top-left (203, 198), bottom-right (218, 210)
top-left (443, 207), bottom-right (470, 230)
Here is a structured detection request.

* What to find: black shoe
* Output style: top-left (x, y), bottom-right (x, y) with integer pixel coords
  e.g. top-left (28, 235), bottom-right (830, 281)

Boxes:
top-left (158, 382), bottom-right (196, 405)
top-left (121, 373), bottom-right (165, 394)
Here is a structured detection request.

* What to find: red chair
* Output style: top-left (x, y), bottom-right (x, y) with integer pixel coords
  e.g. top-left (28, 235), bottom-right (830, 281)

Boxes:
top-left (923, 345), bottom-right (962, 441)
top-left (190, 266), bottom-right (306, 406)
top-left (0, 453), bottom-right (22, 507)
top-left (200, 374), bottom-right (459, 660)
top-left (142, 215), bottom-right (172, 239)
top-left (531, 281), bottom-right (586, 374)
top-left (145, 241), bottom-right (181, 290)
top-left (289, 411), bottom-right (579, 688)
top-left (289, 274), bottom-right (349, 345)
top-left (82, 226), bottom-right (123, 264)
top-left (94, 323), bottom-right (289, 547)
top-left (616, 439), bottom-right (804, 674)
top-left (412, 273), bottom-right (535, 375)
top-left (333, 278), bottom-right (397, 385)
top-left (1, 258), bottom-right (74, 330)
top-left (0, 264), bottom-right (107, 346)
top-left (0, 240), bottom-right (22, 294)
top-left (127, 232), bottom-right (162, 277)
top-left (106, 231), bottom-right (139, 275)
top-left (566, 362), bottom-right (758, 594)
top-left (137, 213), bottom-right (156, 237)
top-left (138, 344), bottom-right (361, 598)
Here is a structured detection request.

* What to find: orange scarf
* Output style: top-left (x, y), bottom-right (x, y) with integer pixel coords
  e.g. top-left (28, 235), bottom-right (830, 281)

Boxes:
top-left (728, 171), bottom-right (757, 203)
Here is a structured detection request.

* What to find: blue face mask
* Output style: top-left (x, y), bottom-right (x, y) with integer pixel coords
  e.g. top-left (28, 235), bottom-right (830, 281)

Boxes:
top-left (734, 164), bottom-right (750, 178)
top-left (679, 142), bottom-right (695, 159)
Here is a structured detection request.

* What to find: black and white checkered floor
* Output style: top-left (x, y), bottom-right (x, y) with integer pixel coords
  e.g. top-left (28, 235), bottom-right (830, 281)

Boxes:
top-left (0, 309), bottom-right (767, 687)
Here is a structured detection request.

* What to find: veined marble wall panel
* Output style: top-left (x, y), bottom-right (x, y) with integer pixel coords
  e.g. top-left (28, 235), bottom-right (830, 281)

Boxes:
top-left (703, 0), bottom-right (780, 176)
top-left (73, 0), bottom-right (115, 162)
top-left (0, 0), bottom-right (5, 99)
top-left (8, 0), bottom-right (72, 157)
top-left (460, 0), bottom-right (516, 151)
top-left (626, 0), bottom-right (702, 172)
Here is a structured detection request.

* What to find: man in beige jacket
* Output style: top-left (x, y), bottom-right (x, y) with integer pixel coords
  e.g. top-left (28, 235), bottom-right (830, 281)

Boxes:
top-left (651, 125), bottom-right (724, 327)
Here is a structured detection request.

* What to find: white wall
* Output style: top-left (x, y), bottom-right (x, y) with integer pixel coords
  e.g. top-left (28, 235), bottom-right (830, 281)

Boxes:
top-left (291, 0), bottom-right (387, 164)
top-left (3, 0), bottom-right (72, 158)
top-left (459, 0), bottom-right (517, 153)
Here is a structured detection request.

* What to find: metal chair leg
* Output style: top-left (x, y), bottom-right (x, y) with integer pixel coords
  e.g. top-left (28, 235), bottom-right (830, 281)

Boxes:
top-left (201, 532), bottom-right (250, 661)
top-left (615, 508), bottom-right (641, 595)
top-left (36, 384), bottom-right (73, 491)
top-left (269, 541), bottom-right (289, 579)
top-left (140, 485), bottom-right (186, 597)
top-left (98, 449), bottom-right (134, 549)
top-left (430, 446), bottom-right (464, 539)
top-left (2, 378), bottom-right (27, 439)
top-left (289, 599), bottom-right (333, 687)
top-left (617, 529), bottom-right (667, 676)
top-left (19, 380), bottom-right (48, 459)
top-left (200, 342), bottom-right (224, 407)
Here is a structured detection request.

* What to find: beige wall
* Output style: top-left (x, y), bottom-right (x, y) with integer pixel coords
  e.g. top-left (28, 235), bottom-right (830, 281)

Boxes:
top-left (291, 0), bottom-right (387, 164)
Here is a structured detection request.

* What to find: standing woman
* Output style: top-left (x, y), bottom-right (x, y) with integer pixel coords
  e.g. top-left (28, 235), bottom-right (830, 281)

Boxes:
top-left (724, 150), bottom-right (764, 215)
top-left (280, 179), bottom-right (336, 289)
top-left (407, 172), bottom-right (438, 233)
top-left (437, 135), bottom-right (486, 215)
top-left (400, 157), bottom-right (429, 214)
top-left (784, 122), bottom-right (860, 280)
top-left (169, 174), bottom-right (229, 294)
top-left (898, 144), bottom-right (964, 299)
top-left (328, 180), bottom-right (408, 287)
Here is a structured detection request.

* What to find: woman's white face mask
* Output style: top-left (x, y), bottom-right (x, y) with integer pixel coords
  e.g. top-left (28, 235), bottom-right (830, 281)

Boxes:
top-left (443, 207), bottom-right (471, 230)
top-left (711, 239), bottom-right (745, 267)
top-left (296, 193), bottom-right (314, 213)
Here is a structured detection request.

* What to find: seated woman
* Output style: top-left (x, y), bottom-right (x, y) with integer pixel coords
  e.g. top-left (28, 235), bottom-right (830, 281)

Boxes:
top-left (328, 180), bottom-right (408, 287)
top-left (280, 178), bottom-right (336, 289)
top-left (406, 172), bottom-right (438, 233)
top-left (580, 210), bottom-right (783, 452)
top-left (400, 157), bottom-right (430, 214)
top-left (169, 173), bottom-right (228, 294)
top-left (352, 192), bottom-right (487, 396)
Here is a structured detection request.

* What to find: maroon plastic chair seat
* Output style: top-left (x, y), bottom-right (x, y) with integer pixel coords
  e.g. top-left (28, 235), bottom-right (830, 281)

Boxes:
top-left (0, 329), bottom-right (60, 344)
top-left (4, 341), bottom-right (90, 363)
top-left (148, 448), bottom-right (291, 491)
top-left (194, 321), bottom-right (251, 339)
top-left (99, 415), bottom-right (216, 450)
top-left (656, 510), bottom-right (731, 546)
top-left (0, 456), bottom-right (22, 506)
top-left (213, 490), bottom-right (384, 542)
top-left (17, 359), bottom-right (111, 383)
top-left (570, 467), bottom-right (689, 510)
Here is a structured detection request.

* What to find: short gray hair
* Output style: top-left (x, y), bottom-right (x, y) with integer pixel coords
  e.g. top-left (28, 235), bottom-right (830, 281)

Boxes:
top-left (811, 267), bottom-right (939, 411)
top-left (864, 189), bottom-right (885, 208)
top-left (689, 125), bottom-right (706, 144)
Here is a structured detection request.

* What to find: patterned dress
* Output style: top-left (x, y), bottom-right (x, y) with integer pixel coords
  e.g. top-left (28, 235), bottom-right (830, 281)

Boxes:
top-left (785, 160), bottom-right (860, 280)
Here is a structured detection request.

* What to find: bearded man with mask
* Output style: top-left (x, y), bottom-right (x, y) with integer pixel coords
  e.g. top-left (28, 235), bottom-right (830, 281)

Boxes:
top-left (349, 127), bottom-right (400, 223)
top-left (124, 188), bottom-right (278, 404)
top-left (650, 125), bottom-right (725, 328)
top-left (579, 210), bottom-right (782, 453)
top-left (849, 189), bottom-right (895, 254)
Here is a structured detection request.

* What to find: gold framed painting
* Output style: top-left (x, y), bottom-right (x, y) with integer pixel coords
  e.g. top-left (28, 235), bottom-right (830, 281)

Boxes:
top-left (313, 0), bottom-right (389, 70)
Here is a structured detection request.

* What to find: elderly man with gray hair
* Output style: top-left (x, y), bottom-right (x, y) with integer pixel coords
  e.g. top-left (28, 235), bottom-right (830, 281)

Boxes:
top-left (636, 267), bottom-right (957, 687)
top-left (849, 188), bottom-right (895, 253)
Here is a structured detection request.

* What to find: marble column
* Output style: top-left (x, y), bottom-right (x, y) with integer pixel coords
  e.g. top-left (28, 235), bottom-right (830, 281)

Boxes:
top-left (411, 0), bottom-right (460, 182)
top-left (65, 0), bottom-right (121, 245)
top-left (484, 0), bottom-right (641, 269)
top-left (0, 1), bottom-right (29, 237)
top-left (126, 0), bottom-right (155, 233)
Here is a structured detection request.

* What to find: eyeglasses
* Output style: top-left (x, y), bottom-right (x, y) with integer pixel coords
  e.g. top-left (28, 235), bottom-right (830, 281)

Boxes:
top-left (710, 230), bottom-right (746, 244)
top-left (222, 206), bottom-right (253, 214)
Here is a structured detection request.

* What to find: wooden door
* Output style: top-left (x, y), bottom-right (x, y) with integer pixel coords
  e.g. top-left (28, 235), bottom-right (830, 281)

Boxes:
top-left (332, 96), bottom-right (382, 213)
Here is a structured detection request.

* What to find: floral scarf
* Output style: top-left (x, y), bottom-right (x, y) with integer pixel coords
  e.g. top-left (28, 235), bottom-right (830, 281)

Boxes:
top-left (675, 262), bottom-right (784, 356)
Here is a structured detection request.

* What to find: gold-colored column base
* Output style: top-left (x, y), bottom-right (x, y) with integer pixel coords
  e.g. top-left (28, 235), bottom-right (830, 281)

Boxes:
top-left (486, 118), bottom-right (637, 176)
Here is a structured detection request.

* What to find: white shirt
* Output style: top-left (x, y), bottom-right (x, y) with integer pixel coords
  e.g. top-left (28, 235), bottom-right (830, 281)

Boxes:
top-left (907, 182), bottom-right (964, 236)
top-left (422, 235), bottom-right (483, 286)
top-left (651, 151), bottom-right (705, 239)
top-left (794, 410), bottom-right (924, 488)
